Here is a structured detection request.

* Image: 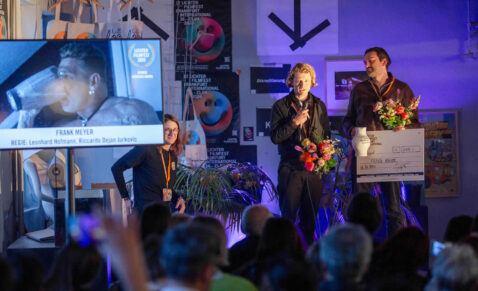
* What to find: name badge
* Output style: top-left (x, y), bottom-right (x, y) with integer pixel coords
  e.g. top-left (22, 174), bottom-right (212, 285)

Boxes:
top-left (162, 188), bottom-right (172, 202)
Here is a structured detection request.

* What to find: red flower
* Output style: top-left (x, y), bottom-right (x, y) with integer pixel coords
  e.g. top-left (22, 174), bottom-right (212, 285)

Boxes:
top-left (300, 152), bottom-right (316, 163)
top-left (396, 106), bottom-right (405, 114)
top-left (401, 112), bottom-right (409, 120)
top-left (323, 154), bottom-right (331, 161)
top-left (304, 162), bottom-right (314, 171)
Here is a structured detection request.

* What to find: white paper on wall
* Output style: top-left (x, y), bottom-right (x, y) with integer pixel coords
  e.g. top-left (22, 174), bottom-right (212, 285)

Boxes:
top-left (256, 0), bottom-right (338, 55)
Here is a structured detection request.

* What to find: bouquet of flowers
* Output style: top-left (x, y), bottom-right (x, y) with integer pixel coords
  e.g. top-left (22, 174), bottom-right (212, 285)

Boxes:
top-left (295, 137), bottom-right (340, 174)
top-left (225, 162), bottom-right (277, 204)
top-left (373, 92), bottom-right (420, 130)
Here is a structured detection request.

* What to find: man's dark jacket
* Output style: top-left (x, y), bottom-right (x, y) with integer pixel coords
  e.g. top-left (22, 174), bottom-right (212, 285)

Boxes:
top-left (271, 91), bottom-right (331, 167)
top-left (343, 73), bottom-right (420, 139)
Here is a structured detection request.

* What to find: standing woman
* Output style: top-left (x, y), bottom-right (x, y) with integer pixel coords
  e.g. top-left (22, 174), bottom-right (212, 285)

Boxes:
top-left (112, 114), bottom-right (186, 215)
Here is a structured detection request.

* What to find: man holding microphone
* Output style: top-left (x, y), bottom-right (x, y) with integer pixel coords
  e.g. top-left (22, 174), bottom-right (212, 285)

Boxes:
top-left (270, 63), bottom-right (330, 245)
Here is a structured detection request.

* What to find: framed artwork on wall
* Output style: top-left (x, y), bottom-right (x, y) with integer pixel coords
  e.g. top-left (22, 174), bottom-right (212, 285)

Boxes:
top-left (324, 57), bottom-right (368, 110)
top-left (419, 110), bottom-right (460, 198)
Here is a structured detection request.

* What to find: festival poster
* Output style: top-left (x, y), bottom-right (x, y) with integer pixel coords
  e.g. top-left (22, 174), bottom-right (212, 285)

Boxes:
top-left (183, 71), bottom-right (239, 146)
top-left (419, 111), bottom-right (460, 198)
top-left (174, 0), bottom-right (232, 77)
top-left (207, 144), bottom-right (257, 168)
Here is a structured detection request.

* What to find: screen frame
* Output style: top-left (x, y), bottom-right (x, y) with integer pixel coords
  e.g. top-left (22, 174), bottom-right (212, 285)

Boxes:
top-left (0, 38), bottom-right (166, 150)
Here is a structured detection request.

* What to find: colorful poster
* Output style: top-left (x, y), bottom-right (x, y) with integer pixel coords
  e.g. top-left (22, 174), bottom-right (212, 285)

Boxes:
top-left (183, 71), bottom-right (239, 145)
top-left (174, 0), bottom-right (232, 76)
top-left (419, 111), bottom-right (460, 198)
top-left (243, 126), bottom-right (254, 141)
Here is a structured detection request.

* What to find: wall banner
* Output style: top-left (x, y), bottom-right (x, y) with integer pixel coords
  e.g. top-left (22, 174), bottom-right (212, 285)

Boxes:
top-left (175, 0), bottom-right (232, 77)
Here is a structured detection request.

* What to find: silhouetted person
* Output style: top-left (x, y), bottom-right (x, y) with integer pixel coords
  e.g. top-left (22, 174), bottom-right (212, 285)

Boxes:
top-left (191, 216), bottom-right (257, 291)
top-left (43, 242), bottom-right (102, 291)
top-left (228, 205), bottom-right (272, 272)
top-left (169, 213), bottom-right (192, 227)
top-left (160, 223), bottom-right (221, 291)
top-left (319, 224), bottom-right (372, 291)
top-left (261, 256), bottom-right (317, 291)
top-left (460, 234), bottom-right (478, 258)
top-left (471, 214), bottom-right (478, 233)
top-left (142, 234), bottom-right (165, 283)
top-left (140, 202), bottom-right (172, 240)
top-left (238, 218), bottom-right (305, 287)
top-left (0, 256), bottom-right (14, 291)
top-left (305, 241), bottom-right (326, 283)
top-left (444, 215), bottom-right (473, 243)
top-left (9, 254), bottom-right (45, 291)
top-left (346, 192), bottom-right (383, 245)
top-left (425, 244), bottom-right (478, 291)
top-left (365, 226), bottom-right (429, 291)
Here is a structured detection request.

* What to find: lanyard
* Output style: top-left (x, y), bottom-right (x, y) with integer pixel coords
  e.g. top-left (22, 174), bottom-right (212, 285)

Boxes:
top-left (290, 100), bottom-right (315, 139)
top-left (370, 77), bottom-right (395, 102)
top-left (159, 149), bottom-right (171, 188)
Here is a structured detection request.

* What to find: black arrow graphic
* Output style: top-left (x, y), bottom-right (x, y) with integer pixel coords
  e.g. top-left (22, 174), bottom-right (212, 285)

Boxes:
top-left (124, 7), bottom-right (170, 41)
top-left (268, 0), bottom-right (330, 51)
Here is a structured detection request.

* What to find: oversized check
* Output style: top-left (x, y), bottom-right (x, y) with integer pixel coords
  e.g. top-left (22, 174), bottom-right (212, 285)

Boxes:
top-left (357, 128), bottom-right (424, 183)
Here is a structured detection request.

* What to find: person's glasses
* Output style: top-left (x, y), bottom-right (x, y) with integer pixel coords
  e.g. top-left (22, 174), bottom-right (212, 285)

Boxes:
top-left (165, 128), bottom-right (179, 134)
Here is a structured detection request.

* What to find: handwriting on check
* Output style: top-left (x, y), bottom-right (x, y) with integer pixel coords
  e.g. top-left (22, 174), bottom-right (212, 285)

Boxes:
top-left (367, 158), bottom-right (398, 164)
top-left (392, 146), bottom-right (421, 153)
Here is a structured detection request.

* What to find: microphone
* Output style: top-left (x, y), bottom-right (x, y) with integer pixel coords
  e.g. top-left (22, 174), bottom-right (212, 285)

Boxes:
top-left (302, 101), bottom-right (308, 111)
top-left (299, 101), bottom-right (308, 131)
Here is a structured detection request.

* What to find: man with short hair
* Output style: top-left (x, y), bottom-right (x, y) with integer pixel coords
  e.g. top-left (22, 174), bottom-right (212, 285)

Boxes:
top-left (343, 47), bottom-right (420, 236)
top-left (227, 205), bottom-right (272, 272)
top-left (190, 216), bottom-right (258, 291)
top-left (271, 63), bottom-right (331, 245)
top-left (241, 204), bottom-right (273, 237)
top-left (319, 224), bottom-right (373, 290)
top-left (160, 223), bottom-right (221, 291)
top-left (17, 43), bottom-right (160, 128)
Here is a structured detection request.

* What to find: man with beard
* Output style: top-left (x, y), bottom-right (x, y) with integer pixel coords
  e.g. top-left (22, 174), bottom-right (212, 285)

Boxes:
top-left (343, 47), bottom-right (420, 237)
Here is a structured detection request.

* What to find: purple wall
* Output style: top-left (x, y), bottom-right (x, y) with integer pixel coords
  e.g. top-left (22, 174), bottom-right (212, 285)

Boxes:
top-left (233, 0), bottom-right (478, 240)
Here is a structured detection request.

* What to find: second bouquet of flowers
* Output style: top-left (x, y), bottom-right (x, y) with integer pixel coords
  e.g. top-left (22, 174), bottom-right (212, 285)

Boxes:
top-left (373, 91), bottom-right (420, 130)
top-left (295, 135), bottom-right (340, 174)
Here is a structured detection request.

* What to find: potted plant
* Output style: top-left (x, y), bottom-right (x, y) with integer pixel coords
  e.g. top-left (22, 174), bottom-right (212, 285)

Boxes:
top-left (174, 162), bottom-right (278, 229)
